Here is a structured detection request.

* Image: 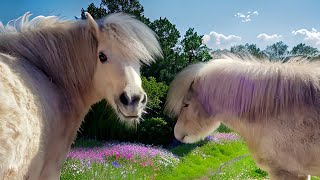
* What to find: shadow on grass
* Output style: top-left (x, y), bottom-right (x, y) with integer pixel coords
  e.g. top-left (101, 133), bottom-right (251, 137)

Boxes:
top-left (71, 137), bottom-right (105, 148)
top-left (169, 139), bottom-right (210, 157)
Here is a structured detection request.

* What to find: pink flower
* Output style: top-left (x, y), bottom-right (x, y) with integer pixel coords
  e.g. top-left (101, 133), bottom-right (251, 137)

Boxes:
top-left (126, 153), bottom-right (132, 160)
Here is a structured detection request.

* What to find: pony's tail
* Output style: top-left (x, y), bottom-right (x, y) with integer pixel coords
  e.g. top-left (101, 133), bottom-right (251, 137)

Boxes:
top-left (164, 62), bottom-right (205, 118)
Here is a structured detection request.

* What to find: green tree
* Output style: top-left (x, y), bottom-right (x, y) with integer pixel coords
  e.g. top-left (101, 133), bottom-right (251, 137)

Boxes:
top-left (142, 17), bottom-right (181, 83)
top-left (290, 43), bottom-right (319, 57)
top-left (101, 0), bottom-right (144, 17)
top-left (181, 28), bottom-right (212, 65)
top-left (81, 0), bottom-right (150, 24)
top-left (264, 41), bottom-right (289, 60)
top-left (81, 3), bottom-right (107, 19)
top-left (231, 43), bottom-right (266, 59)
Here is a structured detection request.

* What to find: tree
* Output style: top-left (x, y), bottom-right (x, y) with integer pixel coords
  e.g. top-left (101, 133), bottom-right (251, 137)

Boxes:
top-left (81, 3), bottom-right (107, 19)
top-left (101, 0), bottom-right (144, 17)
top-left (231, 43), bottom-right (266, 59)
top-left (81, 0), bottom-right (150, 24)
top-left (141, 17), bottom-right (181, 83)
top-left (181, 28), bottom-right (211, 65)
top-left (290, 43), bottom-right (319, 57)
top-left (264, 41), bottom-right (289, 60)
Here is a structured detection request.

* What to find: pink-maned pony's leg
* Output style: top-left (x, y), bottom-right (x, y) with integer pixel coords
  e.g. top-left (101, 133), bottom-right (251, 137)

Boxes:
top-left (269, 170), bottom-right (309, 180)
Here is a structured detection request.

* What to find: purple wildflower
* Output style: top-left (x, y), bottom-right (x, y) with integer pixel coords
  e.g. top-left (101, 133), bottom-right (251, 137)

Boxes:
top-left (112, 161), bottom-right (121, 168)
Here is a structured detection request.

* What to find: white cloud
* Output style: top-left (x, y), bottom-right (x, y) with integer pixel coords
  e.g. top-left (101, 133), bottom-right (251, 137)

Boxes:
top-left (0, 22), bottom-right (3, 28)
top-left (203, 31), bottom-right (242, 50)
top-left (234, 11), bottom-right (258, 23)
top-left (292, 28), bottom-right (320, 48)
top-left (257, 33), bottom-right (282, 41)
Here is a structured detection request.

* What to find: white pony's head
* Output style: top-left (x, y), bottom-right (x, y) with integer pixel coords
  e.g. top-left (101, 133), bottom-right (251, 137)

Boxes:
top-left (0, 12), bottom-right (162, 125)
top-left (86, 13), bottom-right (162, 123)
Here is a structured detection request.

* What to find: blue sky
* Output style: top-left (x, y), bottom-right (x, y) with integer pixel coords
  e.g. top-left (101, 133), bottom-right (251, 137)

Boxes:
top-left (1, 0), bottom-right (320, 50)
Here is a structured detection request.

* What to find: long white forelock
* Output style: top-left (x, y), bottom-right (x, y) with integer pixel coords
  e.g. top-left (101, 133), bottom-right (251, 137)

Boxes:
top-left (101, 13), bottom-right (162, 65)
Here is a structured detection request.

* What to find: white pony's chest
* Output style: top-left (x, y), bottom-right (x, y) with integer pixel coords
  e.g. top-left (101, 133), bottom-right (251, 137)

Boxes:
top-left (0, 54), bottom-right (63, 179)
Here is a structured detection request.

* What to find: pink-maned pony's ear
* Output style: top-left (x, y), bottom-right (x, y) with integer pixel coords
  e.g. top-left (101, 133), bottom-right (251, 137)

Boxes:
top-left (185, 80), bottom-right (196, 101)
top-left (85, 12), bottom-right (99, 38)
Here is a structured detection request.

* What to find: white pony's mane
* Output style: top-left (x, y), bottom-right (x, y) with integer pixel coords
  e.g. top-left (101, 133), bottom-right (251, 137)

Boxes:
top-left (0, 12), bottom-right (71, 33)
top-left (166, 53), bottom-right (320, 121)
top-left (0, 12), bottom-right (162, 64)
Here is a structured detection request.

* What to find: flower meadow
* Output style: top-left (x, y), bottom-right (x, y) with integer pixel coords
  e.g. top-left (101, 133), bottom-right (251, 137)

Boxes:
top-left (205, 132), bottom-right (241, 143)
top-left (61, 133), bottom-right (241, 180)
top-left (61, 142), bottom-right (180, 180)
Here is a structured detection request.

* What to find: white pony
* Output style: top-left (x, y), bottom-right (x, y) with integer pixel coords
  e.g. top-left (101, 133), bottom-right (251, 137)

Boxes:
top-left (165, 54), bottom-right (320, 180)
top-left (0, 12), bottom-right (161, 179)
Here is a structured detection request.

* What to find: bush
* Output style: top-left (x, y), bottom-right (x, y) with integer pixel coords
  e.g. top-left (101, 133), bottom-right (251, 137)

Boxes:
top-left (216, 123), bottom-right (233, 133)
top-left (136, 117), bottom-right (174, 146)
top-left (141, 76), bottom-right (168, 116)
top-left (78, 100), bottom-right (135, 141)
top-left (78, 76), bottom-right (173, 146)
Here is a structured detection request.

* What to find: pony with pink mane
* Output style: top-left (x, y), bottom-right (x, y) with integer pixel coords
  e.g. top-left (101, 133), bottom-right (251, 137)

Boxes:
top-left (166, 54), bottom-right (320, 180)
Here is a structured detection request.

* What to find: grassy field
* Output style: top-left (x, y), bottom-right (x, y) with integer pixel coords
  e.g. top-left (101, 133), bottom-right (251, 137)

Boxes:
top-left (61, 133), bottom-right (319, 180)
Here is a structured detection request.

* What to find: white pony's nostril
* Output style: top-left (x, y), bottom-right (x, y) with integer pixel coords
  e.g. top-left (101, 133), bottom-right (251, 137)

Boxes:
top-left (120, 92), bottom-right (145, 106)
top-left (141, 94), bottom-right (147, 104)
top-left (120, 92), bottom-right (129, 106)
top-left (131, 94), bottom-right (141, 105)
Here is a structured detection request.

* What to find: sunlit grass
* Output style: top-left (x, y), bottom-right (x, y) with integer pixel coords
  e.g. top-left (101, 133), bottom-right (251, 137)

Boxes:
top-left (61, 133), bottom-right (320, 180)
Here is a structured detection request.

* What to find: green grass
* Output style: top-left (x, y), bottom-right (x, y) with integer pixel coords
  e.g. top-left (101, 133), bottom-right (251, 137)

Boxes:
top-left (157, 141), bottom-right (252, 180)
top-left (209, 155), bottom-right (268, 180)
top-left (62, 138), bottom-right (320, 180)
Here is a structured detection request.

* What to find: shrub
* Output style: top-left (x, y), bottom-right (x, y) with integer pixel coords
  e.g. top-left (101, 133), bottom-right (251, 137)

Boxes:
top-left (216, 123), bottom-right (233, 133)
top-left (78, 100), bottom-right (135, 141)
top-left (78, 76), bottom-right (173, 146)
top-left (136, 117), bottom-right (174, 146)
top-left (141, 76), bottom-right (168, 116)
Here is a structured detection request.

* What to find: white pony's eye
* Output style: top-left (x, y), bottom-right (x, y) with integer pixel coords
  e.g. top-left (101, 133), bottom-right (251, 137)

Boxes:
top-left (183, 103), bottom-right (189, 107)
top-left (98, 52), bottom-right (108, 63)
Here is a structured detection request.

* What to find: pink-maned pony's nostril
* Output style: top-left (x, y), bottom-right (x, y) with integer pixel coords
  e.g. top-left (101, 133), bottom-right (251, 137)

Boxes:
top-left (176, 135), bottom-right (186, 142)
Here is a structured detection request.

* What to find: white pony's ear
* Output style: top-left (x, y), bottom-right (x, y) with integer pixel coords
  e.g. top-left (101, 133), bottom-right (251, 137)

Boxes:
top-left (85, 12), bottom-right (99, 38)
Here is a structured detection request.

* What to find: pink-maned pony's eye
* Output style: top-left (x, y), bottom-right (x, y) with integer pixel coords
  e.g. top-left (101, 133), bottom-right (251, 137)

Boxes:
top-left (99, 52), bottom-right (108, 63)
